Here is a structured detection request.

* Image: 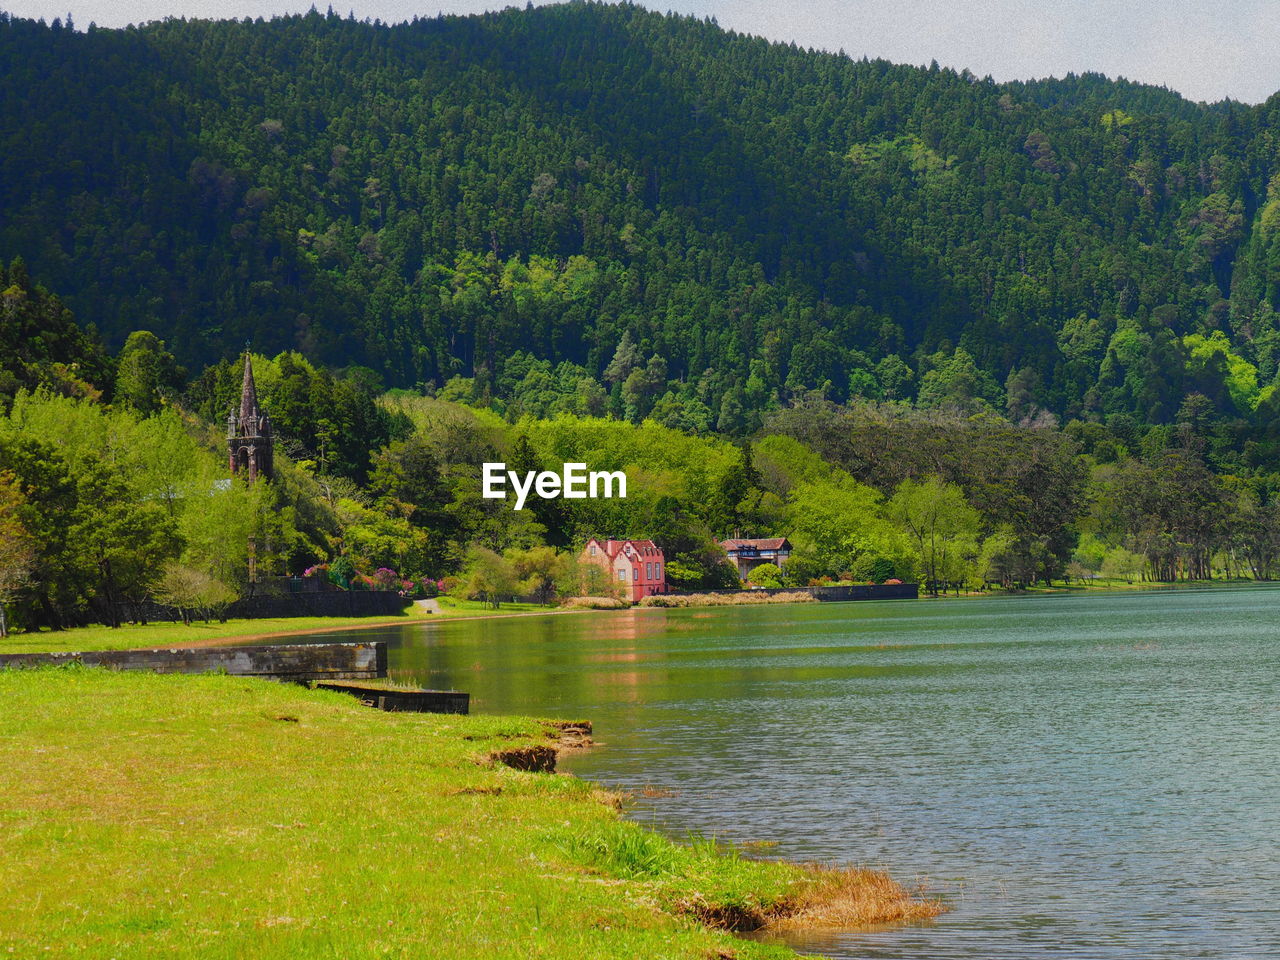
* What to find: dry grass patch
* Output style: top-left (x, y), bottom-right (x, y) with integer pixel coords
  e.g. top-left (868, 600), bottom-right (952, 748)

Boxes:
top-left (561, 824), bottom-right (946, 937)
top-left (563, 596), bottom-right (628, 609)
top-left (764, 863), bottom-right (946, 931)
top-left (638, 591), bottom-right (816, 608)
top-left (677, 862), bottom-right (944, 933)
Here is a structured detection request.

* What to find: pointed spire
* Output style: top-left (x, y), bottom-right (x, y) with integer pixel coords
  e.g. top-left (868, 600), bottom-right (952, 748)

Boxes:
top-left (238, 351), bottom-right (260, 428)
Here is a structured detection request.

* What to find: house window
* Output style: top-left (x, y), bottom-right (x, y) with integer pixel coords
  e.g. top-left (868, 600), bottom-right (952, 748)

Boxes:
top-left (633, 568), bottom-right (638, 581)
top-left (656, 564), bottom-right (662, 581)
top-left (617, 569), bottom-right (626, 582)
top-left (590, 545), bottom-right (597, 556)
top-left (646, 562), bottom-right (652, 580)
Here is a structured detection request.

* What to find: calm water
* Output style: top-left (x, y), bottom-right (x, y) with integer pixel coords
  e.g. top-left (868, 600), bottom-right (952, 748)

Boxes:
top-left (311, 588), bottom-right (1280, 959)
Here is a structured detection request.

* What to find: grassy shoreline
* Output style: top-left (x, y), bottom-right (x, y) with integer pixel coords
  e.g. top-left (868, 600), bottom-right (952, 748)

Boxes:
top-left (0, 597), bottom-right (574, 655)
top-left (919, 576), bottom-right (1266, 599)
top-left (6, 578), bottom-right (1265, 655)
top-left (0, 668), bottom-right (942, 958)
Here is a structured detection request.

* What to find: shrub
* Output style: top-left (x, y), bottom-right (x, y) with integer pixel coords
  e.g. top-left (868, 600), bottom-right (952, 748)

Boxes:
top-left (745, 562), bottom-right (783, 589)
top-left (151, 562), bottom-right (238, 624)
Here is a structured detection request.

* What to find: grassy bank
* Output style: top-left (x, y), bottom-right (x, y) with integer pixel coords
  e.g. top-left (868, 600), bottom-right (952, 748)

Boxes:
top-left (0, 669), bottom-right (941, 958)
top-left (0, 598), bottom-right (563, 655)
top-left (11, 577), bottom-right (1252, 657)
top-left (921, 577), bottom-right (1264, 599)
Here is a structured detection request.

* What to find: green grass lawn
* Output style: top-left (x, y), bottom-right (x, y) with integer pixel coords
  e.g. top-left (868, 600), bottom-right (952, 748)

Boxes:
top-left (0, 668), bottom-right (939, 958)
top-left (0, 598), bottom-right (566, 655)
top-left (999, 577), bottom-right (1257, 595)
top-left (918, 577), bottom-right (1261, 600)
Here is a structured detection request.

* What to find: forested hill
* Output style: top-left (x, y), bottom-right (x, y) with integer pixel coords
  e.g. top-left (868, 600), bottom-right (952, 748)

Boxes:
top-left (5, 2), bottom-right (1280, 434)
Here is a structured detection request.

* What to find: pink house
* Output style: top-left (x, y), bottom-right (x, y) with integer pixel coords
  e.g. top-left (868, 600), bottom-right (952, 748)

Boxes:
top-left (581, 538), bottom-right (667, 602)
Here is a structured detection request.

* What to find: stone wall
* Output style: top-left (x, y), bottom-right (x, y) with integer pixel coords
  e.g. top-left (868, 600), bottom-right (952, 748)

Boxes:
top-left (0, 641), bottom-right (387, 681)
top-left (120, 590), bottom-right (410, 624)
top-left (810, 583), bottom-right (919, 601)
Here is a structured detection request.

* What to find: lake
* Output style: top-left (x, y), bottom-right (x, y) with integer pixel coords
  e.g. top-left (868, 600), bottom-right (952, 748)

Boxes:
top-left (309, 587), bottom-right (1280, 959)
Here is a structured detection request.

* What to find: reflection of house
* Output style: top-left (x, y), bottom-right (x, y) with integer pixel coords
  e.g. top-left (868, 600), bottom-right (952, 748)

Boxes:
top-left (720, 538), bottom-right (791, 580)
top-left (581, 538), bottom-right (667, 602)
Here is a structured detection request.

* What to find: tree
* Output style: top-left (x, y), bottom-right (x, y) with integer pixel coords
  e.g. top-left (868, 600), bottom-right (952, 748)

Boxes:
top-left (888, 477), bottom-right (982, 595)
top-left (917, 349), bottom-right (1000, 414)
top-left (459, 546), bottom-right (518, 608)
top-left (603, 331), bottom-right (642, 386)
top-left (0, 432), bottom-right (91, 629)
top-left (784, 476), bottom-right (913, 582)
top-left (72, 461), bottom-right (181, 626)
top-left (705, 445), bottom-right (755, 536)
top-left (368, 435), bottom-right (449, 521)
top-left (0, 257), bottom-right (113, 403)
top-left (575, 555), bottom-right (623, 598)
top-left (1229, 482), bottom-right (1280, 580)
top-left (114, 331), bottom-right (185, 414)
top-left (621, 354), bottom-right (667, 422)
top-left (152, 562), bottom-right (238, 625)
top-left (745, 562), bottom-right (783, 588)
top-left (0, 472), bottom-right (34, 636)
top-left (335, 496), bottom-right (431, 577)
top-left (508, 545), bottom-right (565, 605)
top-left (1101, 547), bottom-right (1146, 582)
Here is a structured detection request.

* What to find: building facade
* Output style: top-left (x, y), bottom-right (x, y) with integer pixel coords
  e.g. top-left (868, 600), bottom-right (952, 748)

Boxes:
top-left (227, 352), bottom-right (274, 483)
top-left (720, 537), bottom-right (791, 580)
top-left (581, 538), bottom-right (667, 602)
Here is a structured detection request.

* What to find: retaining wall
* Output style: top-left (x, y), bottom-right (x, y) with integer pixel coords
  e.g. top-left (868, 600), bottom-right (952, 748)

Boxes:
top-left (119, 590), bottom-right (410, 624)
top-left (810, 583), bottom-right (919, 601)
top-left (0, 641), bottom-right (387, 681)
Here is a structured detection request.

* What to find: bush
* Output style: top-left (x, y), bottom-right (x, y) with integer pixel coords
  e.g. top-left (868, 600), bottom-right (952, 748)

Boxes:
top-left (745, 562), bottom-right (783, 589)
top-left (329, 555), bottom-right (356, 589)
top-left (151, 563), bottom-right (238, 624)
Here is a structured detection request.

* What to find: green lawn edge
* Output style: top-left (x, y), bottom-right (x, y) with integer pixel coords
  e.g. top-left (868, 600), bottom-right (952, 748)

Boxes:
top-left (0, 667), bottom-right (820, 959)
top-left (0, 598), bottom-right (572, 655)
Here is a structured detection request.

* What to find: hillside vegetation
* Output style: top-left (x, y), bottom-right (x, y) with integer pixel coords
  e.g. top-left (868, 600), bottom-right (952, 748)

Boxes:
top-left (5, 5), bottom-right (1280, 635)
top-left (5, 2), bottom-right (1280, 442)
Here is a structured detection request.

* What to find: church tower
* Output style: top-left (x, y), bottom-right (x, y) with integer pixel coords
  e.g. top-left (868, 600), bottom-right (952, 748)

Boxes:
top-left (227, 352), bottom-right (273, 483)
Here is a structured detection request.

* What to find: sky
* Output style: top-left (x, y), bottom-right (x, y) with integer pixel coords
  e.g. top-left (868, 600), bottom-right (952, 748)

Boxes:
top-left (4, 0), bottom-right (1277, 105)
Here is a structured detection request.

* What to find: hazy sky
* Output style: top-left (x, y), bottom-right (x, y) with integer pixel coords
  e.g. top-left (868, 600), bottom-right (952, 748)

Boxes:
top-left (4, 0), bottom-right (1277, 105)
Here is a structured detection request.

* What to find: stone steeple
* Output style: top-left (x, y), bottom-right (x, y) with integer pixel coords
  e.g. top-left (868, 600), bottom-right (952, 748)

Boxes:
top-left (238, 351), bottom-right (260, 427)
top-left (227, 352), bottom-right (273, 483)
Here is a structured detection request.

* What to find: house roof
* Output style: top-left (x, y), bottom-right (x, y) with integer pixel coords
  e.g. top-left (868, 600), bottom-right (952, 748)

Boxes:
top-left (720, 538), bottom-right (791, 551)
top-left (586, 538), bottom-right (662, 560)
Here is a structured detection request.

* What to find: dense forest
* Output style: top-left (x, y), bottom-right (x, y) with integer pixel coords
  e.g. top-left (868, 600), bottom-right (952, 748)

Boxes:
top-left (5, 2), bottom-right (1280, 441)
top-left (5, 4), bottom-right (1280, 631)
top-left (4, 256), bottom-right (1279, 633)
